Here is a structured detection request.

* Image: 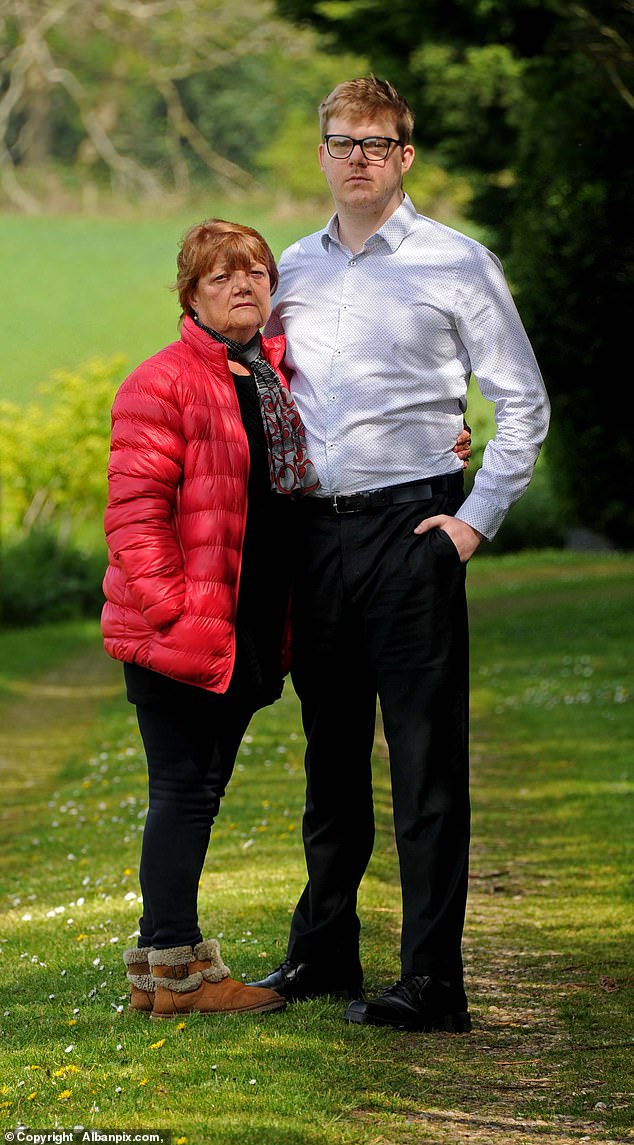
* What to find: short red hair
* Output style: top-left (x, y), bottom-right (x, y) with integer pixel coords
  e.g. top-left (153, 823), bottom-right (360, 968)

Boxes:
top-left (174, 218), bottom-right (279, 321)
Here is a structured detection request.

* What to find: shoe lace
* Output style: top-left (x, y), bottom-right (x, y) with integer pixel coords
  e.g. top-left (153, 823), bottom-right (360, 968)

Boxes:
top-left (382, 974), bottom-right (427, 1003)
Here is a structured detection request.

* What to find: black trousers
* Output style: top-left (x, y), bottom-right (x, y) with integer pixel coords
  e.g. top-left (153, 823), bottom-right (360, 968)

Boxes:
top-left (287, 480), bottom-right (470, 983)
top-left (134, 688), bottom-right (252, 950)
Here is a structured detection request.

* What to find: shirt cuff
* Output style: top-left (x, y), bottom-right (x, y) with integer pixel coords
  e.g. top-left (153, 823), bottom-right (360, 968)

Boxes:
top-left (455, 492), bottom-right (507, 541)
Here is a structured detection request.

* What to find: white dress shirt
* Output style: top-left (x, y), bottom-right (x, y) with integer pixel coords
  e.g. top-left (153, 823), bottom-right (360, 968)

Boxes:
top-left (266, 194), bottom-right (550, 539)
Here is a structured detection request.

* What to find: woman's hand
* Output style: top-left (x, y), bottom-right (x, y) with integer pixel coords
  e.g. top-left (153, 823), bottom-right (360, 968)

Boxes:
top-left (453, 422), bottom-right (472, 467)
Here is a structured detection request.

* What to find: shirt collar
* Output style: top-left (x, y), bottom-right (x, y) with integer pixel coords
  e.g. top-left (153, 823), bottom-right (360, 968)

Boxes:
top-left (320, 193), bottom-right (417, 254)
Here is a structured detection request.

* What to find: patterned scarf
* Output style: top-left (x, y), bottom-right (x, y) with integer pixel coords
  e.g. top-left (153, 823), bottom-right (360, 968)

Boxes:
top-left (194, 317), bottom-right (320, 496)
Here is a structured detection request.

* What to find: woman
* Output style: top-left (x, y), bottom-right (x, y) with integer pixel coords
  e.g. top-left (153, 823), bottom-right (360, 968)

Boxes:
top-left (101, 218), bottom-right (320, 1019)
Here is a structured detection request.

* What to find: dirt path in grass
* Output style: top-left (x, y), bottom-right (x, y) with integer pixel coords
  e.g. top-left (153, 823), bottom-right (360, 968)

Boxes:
top-left (1, 636), bottom-right (630, 1145)
top-left (367, 730), bottom-right (631, 1145)
top-left (0, 641), bottom-right (121, 840)
top-left (350, 1107), bottom-right (634, 1144)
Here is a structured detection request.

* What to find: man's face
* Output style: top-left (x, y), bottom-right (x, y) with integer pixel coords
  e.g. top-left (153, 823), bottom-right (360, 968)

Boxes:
top-left (318, 115), bottom-right (415, 216)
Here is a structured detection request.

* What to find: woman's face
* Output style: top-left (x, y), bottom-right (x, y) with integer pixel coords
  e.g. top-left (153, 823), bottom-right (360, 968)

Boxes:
top-left (190, 259), bottom-right (272, 343)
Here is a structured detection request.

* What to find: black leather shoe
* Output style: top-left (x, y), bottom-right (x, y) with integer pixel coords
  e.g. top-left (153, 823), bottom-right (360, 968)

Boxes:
top-left (248, 960), bottom-right (364, 1002)
top-left (344, 974), bottom-right (471, 1032)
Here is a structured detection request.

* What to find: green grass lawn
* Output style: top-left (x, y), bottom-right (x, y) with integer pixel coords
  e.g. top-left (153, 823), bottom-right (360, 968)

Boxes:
top-left (0, 551), bottom-right (632, 1144)
top-left (0, 206), bottom-right (498, 442)
top-left (0, 203), bottom-right (322, 404)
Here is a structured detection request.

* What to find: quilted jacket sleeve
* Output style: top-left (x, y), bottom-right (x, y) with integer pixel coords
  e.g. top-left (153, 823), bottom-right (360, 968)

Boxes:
top-left (104, 359), bottom-right (186, 630)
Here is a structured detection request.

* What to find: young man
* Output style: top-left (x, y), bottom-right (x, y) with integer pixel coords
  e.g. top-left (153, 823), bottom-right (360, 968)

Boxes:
top-left (251, 77), bottom-right (550, 1031)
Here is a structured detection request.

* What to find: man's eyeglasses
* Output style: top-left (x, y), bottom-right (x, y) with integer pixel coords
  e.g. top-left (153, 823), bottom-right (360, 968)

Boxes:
top-left (323, 135), bottom-right (403, 162)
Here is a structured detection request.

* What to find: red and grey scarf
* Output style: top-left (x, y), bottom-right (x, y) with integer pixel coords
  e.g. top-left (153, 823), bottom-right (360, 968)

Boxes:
top-left (194, 318), bottom-right (320, 496)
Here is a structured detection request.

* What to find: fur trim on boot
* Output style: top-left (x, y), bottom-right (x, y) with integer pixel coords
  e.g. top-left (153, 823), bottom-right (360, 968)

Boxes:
top-left (147, 940), bottom-right (230, 993)
top-left (123, 947), bottom-right (154, 1013)
top-left (148, 941), bottom-right (286, 1019)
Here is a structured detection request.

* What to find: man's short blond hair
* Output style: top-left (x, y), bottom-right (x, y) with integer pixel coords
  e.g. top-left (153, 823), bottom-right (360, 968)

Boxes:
top-left (318, 75), bottom-right (415, 145)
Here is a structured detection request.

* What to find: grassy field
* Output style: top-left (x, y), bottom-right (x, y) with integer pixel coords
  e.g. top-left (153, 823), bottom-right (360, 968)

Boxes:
top-left (0, 204), bottom-right (323, 404)
top-left (0, 207), bottom-right (497, 443)
top-left (0, 551), bottom-right (632, 1144)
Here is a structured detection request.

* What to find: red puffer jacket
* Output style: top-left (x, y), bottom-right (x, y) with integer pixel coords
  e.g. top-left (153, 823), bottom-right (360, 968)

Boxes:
top-left (101, 315), bottom-right (288, 693)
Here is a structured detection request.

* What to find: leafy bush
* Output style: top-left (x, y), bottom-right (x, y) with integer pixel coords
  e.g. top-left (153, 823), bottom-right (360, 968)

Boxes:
top-left (0, 356), bottom-right (123, 538)
top-left (0, 356), bottom-right (123, 627)
top-left (464, 441), bottom-right (562, 555)
top-left (485, 465), bottom-right (564, 555)
top-left (0, 528), bottom-right (106, 627)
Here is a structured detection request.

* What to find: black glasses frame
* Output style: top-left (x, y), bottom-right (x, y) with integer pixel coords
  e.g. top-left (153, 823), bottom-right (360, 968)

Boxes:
top-left (323, 134), bottom-right (404, 161)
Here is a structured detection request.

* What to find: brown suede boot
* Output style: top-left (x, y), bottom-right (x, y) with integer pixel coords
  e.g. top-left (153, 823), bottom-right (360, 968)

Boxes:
top-left (148, 939), bottom-right (286, 1019)
top-left (123, 947), bottom-right (154, 1013)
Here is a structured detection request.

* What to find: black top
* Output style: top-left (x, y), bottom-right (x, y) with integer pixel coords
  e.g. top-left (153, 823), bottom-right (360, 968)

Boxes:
top-left (232, 369), bottom-right (270, 500)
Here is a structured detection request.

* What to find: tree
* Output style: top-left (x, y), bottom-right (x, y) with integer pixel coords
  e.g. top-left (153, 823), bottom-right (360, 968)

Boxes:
top-left (274, 0), bottom-right (634, 545)
top-left (0, 0), bottom-right (307, 210)
top-left (509, 9), bottom-right (633, 546)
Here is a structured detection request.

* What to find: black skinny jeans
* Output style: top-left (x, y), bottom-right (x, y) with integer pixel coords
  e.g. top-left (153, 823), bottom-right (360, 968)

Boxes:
top-left (135, 688), bottom-right (253, 950)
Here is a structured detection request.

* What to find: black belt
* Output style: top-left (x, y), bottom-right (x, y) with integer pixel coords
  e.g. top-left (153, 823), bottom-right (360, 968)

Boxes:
top-left (304, 472), bottom-right (463, 515)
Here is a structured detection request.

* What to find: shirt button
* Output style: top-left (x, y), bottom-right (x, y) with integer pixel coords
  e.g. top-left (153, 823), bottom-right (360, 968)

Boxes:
top-left (349, 260), bottom-right (356, 266)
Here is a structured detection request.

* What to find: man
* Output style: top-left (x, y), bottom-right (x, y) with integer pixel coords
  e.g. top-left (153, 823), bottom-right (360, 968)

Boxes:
top-left (251, 76), bottom-right (550, 1031)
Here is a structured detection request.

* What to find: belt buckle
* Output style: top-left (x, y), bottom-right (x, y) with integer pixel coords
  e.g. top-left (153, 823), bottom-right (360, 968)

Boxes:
top-left (332, 490), bottom-right (378, 513)
top-left (332, 492), bottom-right (359, 514)
top-left (332, 493), bottom-right (345, 514)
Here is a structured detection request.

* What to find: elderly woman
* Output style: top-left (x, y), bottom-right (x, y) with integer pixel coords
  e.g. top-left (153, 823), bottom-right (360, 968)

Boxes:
top-left (101, 218), bottom-right (319, 1019)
